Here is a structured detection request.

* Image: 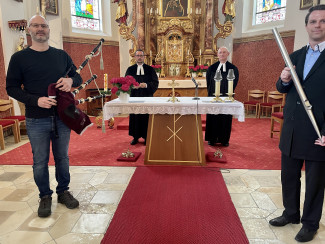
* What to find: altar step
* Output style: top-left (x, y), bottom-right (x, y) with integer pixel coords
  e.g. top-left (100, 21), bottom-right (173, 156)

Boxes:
top-left (116, 115), bottom-right (207, 131)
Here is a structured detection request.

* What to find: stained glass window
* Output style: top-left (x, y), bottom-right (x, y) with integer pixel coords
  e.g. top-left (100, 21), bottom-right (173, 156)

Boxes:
top-left (255, 0), bottom-right (286, 25)
top-left (70, 0), bottom-right (101, 31)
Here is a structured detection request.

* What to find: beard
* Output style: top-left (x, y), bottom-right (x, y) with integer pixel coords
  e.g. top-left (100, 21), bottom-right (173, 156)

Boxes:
top-left (30, 31), bottom-right (49, 43)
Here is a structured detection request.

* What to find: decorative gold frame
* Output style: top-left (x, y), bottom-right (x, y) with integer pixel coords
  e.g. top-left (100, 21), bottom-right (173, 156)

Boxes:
top-left (300, 0), bottom-right (319, 10)
top-left (40, 0), bottom-right (58, 15)
top-left (160, 0), bottom-right (192, 18)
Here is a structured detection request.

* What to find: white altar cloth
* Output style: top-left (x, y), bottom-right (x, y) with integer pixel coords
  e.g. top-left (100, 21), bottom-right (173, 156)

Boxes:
top-left (158, 78), bottom-right (206, 88)
top-left (103, 97), bottom-right (245, 122)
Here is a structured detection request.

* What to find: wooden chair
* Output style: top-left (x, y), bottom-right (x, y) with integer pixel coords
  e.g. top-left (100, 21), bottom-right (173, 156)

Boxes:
top-left (243, 90), bottom-right (265, 118)
top-left (270, 112), bottom-right (284, 138)
top-left (0, 99), bottom-right (26, 142)
top-left (258, 91), bottom-right (285, 118)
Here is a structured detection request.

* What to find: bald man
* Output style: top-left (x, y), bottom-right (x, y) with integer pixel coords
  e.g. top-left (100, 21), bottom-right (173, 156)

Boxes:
top-left (205, 47), bottom-right (239, 147)
top-left (6, 15), bottom-right (81, 217)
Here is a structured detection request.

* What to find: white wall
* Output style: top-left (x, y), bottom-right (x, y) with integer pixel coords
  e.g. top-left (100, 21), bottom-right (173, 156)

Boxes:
top-left (234, 1), bottom-right (314, 51)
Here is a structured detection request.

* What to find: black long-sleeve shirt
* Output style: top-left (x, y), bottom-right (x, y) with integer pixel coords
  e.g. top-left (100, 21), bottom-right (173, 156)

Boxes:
top-left (6, 46), bottom-right (82, 118)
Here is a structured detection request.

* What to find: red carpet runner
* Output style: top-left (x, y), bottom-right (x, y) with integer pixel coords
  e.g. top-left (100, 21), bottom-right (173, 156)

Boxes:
top-left (0, 118), bottom-right (281, 170)
top-left (101, 167), bottom-right (249, 244)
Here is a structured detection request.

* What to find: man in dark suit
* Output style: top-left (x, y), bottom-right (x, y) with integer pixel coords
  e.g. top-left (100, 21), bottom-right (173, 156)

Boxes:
top-left (205, 46), bottom-right (239, 147)
top-left (269, 5), bottom-right (325, 243)
top-left (125, 50), bottom-right (159, 145)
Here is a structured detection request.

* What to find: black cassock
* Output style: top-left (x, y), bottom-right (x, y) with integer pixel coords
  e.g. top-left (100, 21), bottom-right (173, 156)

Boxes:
top-left (125, 64), bottom-right (159, 140)
top-left (205, 61), bottom-right (239, 144)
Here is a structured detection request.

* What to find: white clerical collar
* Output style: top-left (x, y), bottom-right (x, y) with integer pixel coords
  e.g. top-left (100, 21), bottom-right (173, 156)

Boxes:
top-left (137, 64), bottom-right (145, 75)
top-left (306, 40), bottom-right (325, 52)
top-left (217, 62), bottom-right (226, 72)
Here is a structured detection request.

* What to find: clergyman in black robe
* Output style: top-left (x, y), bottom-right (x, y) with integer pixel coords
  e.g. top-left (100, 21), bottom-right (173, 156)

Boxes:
top-left (125, 50), bottom-right (159, 145)
top-left (205, 46), bottom-right (239, 146)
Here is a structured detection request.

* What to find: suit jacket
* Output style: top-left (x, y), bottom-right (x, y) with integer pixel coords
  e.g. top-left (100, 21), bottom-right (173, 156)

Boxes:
top-left (125, 63), bottom-right (159, 97)
top-left (276, 46), bottom-right (325, 161)
top-left (206, 61), bottom-right (239, 97)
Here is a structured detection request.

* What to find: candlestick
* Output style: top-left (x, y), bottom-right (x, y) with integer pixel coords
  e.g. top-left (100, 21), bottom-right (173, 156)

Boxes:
top-left (200, 49), bottom-right (201, 56)
top-left (215, 80), bottom-right (220, 97)
top-left (104, 73), bottom-right (108, 92)
top-left (150, 50), bottom-right (152, 57)
top-left (212, 70), bottom-right (223, 102)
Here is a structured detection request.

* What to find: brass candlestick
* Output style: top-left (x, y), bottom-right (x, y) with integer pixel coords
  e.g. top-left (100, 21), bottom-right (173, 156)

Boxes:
top-left (212, 70), bottom-right (223, 102)
top-left (185, 51), bottom-right (191, 78)
top-left (167, 79), bottom-right (180, 103)
top-left (225, 69), bottom-right (235, 102)
top-left (160, 57), bottom-right (166, 78)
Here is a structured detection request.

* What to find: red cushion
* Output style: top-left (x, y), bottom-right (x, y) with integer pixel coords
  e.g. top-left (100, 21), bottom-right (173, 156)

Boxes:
top-left (206, 152), bottom-right (227, 163)
top-left (260, 102), bottom-right (280, 106)
top-left (244, 101), bottom-right (259, 105)
top-left (117, 152), bottom-right (141, 162)
top-left (0, 120), bottom-right (15, 126)
top-left (3, 116), bottom-right (25, 121)
top-left (272, 112), bottom-right (283, 119)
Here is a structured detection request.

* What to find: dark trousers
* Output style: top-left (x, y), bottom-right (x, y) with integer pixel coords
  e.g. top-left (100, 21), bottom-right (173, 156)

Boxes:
top-left (205, 114), bottom-right (232, 143)
top-left (129, 114), bottom-right (149, 139)
top-left (281, 153), bottom-right (325, 230)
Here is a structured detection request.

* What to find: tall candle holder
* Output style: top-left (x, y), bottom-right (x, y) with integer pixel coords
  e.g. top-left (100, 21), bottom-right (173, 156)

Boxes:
top-left (197, 50), bottom-right (203, 77)
top-left (160, 49), bottom-right (166, 78)
top-left (212, 70), bottom-right (223, 102)
top-left (185, 50), bottom-right (191, 78)
top-left (225, 69), bottom-right (235, 102)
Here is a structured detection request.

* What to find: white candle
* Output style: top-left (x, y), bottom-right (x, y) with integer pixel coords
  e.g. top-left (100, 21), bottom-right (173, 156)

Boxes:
top-left (150, 8), bottom-right (153, 14)
top-left (215, 81), bottom-right (220, 97)
top-left (187, 49), bottom-right (189, 55)
top-left (200, 49), bottom-right (202, 56)
top-left (157, 8), bottom-right (159, 15)
top-left (196, 8), bottom-right (198, 14)
top-left (150, 50), bottom-right (152, 56)
top-left (228, 80), bottom-right (233, 94)
top-left (104, 73), bottom-right (108, 92)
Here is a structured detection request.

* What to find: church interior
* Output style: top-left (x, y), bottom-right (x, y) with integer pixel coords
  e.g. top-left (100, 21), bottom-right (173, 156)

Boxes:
top-left (1, 0), bottom-right (325, 243)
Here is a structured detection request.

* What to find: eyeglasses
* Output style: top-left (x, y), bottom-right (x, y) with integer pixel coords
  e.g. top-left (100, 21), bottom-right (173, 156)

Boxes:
top-left (29, 23), bottom-right (49, 29)
top-left (135, 55), bottom-right (144, 57)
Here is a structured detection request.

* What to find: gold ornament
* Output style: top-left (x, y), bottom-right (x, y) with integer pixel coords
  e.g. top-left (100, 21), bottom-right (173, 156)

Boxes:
top-left (121, 148), bottom-right (135, 158)
top-left (214, 148), bottom-right (223, 158)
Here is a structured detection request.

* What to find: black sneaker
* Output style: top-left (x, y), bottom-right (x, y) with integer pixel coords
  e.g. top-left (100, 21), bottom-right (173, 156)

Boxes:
top-left (58, 190), bottom-right (79, 209)
top-left (38, 195), bottom-right (52, 217)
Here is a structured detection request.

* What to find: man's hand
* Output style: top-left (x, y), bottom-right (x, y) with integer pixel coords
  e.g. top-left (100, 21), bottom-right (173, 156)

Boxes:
top-left (315, 136), bottom-right (325, 146)
top-left (139, 83), bottom-right (147, 88)
top-left (280, 67), bottom-right (293, 83)
top-left (38, 97), bottom-right (57, 109)
top-left (56, 77), bottom-right (73, 92)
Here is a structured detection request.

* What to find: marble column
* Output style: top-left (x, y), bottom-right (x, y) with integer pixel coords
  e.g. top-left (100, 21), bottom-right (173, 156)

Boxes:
top-left (204, 0), bottom-right (213, 51)
top-left (137, 0), bottom-right (145, 51)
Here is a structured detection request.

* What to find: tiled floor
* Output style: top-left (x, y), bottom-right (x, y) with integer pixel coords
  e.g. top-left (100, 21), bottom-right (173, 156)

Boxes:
top-left (1, 136), bottom-right (325, 243)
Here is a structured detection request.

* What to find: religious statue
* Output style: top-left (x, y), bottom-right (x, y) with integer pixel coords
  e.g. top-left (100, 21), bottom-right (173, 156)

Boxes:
top-left (164, 0), bottom-right (185, 17)
top-left (16, 35), bottom-right (26, 52)
top-left (113, 0), bottom-right (128, 25)
top-left (222, 0), bottom-right (236, 22)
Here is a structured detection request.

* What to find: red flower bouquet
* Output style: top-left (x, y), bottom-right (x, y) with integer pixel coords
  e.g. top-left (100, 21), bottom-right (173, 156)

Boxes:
top-left (110, 76), bottom-right (139, 96)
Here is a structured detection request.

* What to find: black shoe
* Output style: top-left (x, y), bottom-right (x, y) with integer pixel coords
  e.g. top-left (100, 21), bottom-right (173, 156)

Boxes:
top-left (38, 195), bottom-right (52, 217)
top-left (130, 138), bottom-right (138, 145)
top-left (295, 227), bottom-right (317, 242)
top-left (222, 142), bottom-right (229, 147)
top-left (269, 215), bottom-right (300, 227)
top-left (58, 190), bottom-right (79, 209)
top-left (208, 141), bottom-right (215, 146)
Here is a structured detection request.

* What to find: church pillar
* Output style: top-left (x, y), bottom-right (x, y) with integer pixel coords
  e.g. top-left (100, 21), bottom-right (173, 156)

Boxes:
top-left (204, 0), bottom-right (213, 52)
top-left (137, 0), bottom-right (145, 51)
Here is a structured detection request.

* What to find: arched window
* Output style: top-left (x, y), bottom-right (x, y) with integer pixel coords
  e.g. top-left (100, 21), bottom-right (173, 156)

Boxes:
top-left (70, 0), bottom-right (101, 31)
top-left (255, 0), bottom-right (286, 25)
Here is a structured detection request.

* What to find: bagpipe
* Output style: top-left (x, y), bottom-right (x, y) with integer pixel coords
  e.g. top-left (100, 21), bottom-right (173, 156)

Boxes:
top-left (48, 38), bottom-right (109, 135)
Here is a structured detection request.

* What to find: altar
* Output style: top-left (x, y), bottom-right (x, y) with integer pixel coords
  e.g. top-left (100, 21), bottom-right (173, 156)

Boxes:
top-left (103, 97), bottom-right (244, 166)
top-left (155, 78), bottom-right (207, 97)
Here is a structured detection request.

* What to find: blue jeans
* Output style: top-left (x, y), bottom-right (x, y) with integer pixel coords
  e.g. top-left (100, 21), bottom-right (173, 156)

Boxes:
top-left (26, 117), bottom-right (71, 198)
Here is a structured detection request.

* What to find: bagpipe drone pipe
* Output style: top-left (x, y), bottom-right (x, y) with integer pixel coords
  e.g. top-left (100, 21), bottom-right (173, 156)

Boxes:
top-left (48, 39), bottom-right (107, 135)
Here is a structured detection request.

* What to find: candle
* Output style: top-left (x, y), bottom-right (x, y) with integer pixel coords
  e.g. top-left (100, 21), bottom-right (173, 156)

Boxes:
top-left (190, 8), bottom-right (192, 14)
top-left (150, 50), bottom-right (152, 56)
top-left (200, 49), bottom-right (202, 56)
top-left (196, 8), bottom-right (198, 14)
top-left (104, 73), bottom-right (108, 92)
top-left (36, 6), bottom-right (39, 14)
top-left (228, 80), bottom-right (233, 94)
top-left (150, 8), bottom-right (153, 14)
top-left (187, 49), bottom-right (189, 55)
top-left (215, 80), bottom-right (220, 97)
top-left (156, 8), bottom-right (159, 15)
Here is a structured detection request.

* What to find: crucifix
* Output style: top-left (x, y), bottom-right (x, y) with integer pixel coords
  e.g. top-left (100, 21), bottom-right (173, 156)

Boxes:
top-left (167, 79), bottom-right (180, 103)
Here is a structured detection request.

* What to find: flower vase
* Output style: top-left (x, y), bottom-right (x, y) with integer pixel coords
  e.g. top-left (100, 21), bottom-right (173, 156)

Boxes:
top-left (203, 72), bottom-right (207, 77)
top-left (118, 92), bottom-right (130, 103)
top-left (156, 72), bottom-right (160, 78)
top-left (192, 72), bottom-right (197, 78)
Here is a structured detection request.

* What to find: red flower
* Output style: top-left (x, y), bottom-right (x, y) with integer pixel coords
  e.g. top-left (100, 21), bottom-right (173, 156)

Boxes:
top-left (111, 86), bottom-right (118, 94)
top-left (110, 76), bottom-right (139, 96)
